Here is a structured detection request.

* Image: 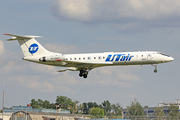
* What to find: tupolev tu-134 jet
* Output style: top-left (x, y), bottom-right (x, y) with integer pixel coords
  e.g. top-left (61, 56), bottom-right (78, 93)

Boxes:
top-left (5, 34), bottom-right (174, 78)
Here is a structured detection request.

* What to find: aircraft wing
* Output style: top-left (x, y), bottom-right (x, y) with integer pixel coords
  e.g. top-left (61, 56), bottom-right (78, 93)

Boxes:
top-left (57, 60), bottom-right (112, 72)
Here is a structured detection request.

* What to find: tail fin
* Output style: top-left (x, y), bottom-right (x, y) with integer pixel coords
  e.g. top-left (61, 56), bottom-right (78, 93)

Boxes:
top-left (4, 34), bottom-right (51, 57)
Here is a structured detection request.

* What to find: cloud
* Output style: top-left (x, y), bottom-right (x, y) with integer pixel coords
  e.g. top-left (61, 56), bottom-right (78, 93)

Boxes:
top-left (117, 73), bottom-right (140, 82)
top-left (51, 0), bottom-right (180, 22)
top-left (45, 43), bottom-right (79, 53)
top-left (88, 66), bottom-right (141, 87)
top-left (30, 63), bottom-right (59, 75)
top-left (5, 74), bottom-right (76, 94)
top-left (51, 0), bottom-right (180, 33)
top-left (51, 0), bottom-right (90, 21)
top-left (0, 40), bottom-right (5, 55)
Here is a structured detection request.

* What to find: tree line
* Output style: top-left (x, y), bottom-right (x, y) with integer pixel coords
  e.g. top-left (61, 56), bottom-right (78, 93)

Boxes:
top-left (30, 95), bottom-right (122, 116)
top-left (30, 96), bottom-right (180, 118)
top-left (30, 96), bottom-right (79, 113)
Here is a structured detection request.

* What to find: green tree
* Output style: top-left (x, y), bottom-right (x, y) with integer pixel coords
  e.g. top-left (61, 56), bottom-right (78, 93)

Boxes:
top-left (82, 103), bottom-right (89, 114)
top-left (111, 103), bottom-right (122, 115)
top-left (168, 104), bottom-right (179, 119)
top-left (30, 99), bottom-right (52, 109)
top-left (102, 100), bottom-right (111, 115)
top-left (126, 99), bottom-right (144, 117)
top-left (93, 102), bottom-right (99, 108)
top-left (43, 100), bottom-right (50, 109)
top-left (154, 107), bottom-right (164, 119)
top-left (50, 103), bottom-right (56, 109)
top-left (56, 96), bottom-right (70, 109)
top-left (56, 96), bottom-right (79, 113)
top-left (87, 102), bottom-right (94, 109)
top-left (89, 107), bottom-right (104, 118)
top-left (38, 99), bottom-right (44, 107)
top-left (82, 102), bottom-right (98, 114)
top-left (99, 104), bottom-right (103, 109)
top-left (30, 99), bottom-right (40, 108)
top-left (77, 104), bottom-right (84, 114)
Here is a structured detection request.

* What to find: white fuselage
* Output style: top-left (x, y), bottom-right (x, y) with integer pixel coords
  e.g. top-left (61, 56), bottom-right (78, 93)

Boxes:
top-left (5, 34), bottom-right (174, 78)
top-left (23, 51), bottom-right (174, 69)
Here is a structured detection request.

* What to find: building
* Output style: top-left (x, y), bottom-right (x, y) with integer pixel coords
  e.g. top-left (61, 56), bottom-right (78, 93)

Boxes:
top-left (158, 98), bottom-right (180, 109)
top-left (123, 99), bottom-right (180, 119)
top-left (0, 106), bottom-right (71, 120)
top-left (3, 106), bottom-right (70, 114)
top-left (6, 111), bottom-right (89, 120)
top-left (0, 113), bottom-right (12, 120)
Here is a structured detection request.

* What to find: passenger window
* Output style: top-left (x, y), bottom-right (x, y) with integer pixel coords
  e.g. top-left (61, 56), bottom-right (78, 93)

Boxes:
top-left (74, 58), bottom-right (76, 60)
top-left (83, 57), bottom-right (85, 60)
top-left (88, 57), bottom-right (91, 60)
top-left (70, 58), bottom-right (72, 60)
top-left (79, 58), bottom-right (81, 60)
top-left (99, 56), bottom-right (101, 59)
top-left (66, 58), bottom-right (68, 60)
top-left (103, 57), bottom-right (105, 59)
top-left (141, 55), bottom-right (143, 57)
top-left (94, 57), bottom-right (96, 59)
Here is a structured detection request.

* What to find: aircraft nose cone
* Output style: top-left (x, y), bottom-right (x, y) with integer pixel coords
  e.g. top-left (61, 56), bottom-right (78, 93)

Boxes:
top-left (169, 57), bottom-right (174, 61)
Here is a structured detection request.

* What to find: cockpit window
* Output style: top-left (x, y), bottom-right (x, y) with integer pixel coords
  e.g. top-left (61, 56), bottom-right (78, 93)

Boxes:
top-left (161, 53), bottom-right (170, 57)
top-left (157, 52), bottom-right (170, 57)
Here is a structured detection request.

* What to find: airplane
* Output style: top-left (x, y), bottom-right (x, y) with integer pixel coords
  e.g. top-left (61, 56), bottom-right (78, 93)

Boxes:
top-left (5, 34), bottom-right (174, 78)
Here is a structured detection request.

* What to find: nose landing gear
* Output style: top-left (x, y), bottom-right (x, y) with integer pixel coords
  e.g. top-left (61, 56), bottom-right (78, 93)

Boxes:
top-left (79, 69), bottom-right (89, 78)
top-left (154, 69), bottom-right (157, 73)
top-left (152, 64), bottom-right (157, 73)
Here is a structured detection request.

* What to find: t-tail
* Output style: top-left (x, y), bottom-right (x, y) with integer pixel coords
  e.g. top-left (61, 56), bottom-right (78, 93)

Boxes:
top-left (4, 34), bottom-right (65, 63)
top-left (4, 34), bottom-right (51, 57)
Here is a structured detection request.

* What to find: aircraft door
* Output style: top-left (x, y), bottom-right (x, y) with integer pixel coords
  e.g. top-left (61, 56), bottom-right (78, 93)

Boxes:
top-left (147, 54), bottom-right (152, 60)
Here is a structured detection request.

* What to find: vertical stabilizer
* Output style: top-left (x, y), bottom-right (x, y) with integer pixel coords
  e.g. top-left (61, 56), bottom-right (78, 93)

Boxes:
top-left (5, 34), bottom-right (51, 57)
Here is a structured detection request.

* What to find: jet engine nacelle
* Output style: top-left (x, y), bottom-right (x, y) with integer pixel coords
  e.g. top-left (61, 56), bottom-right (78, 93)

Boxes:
top-left (39, 54), bottom-right (65, 62)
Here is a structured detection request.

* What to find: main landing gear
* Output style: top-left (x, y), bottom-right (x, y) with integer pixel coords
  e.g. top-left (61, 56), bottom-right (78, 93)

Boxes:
top-left (152, 64), bottom-right (157, 73)
top-left (79, 69), bottom-right (89, 78)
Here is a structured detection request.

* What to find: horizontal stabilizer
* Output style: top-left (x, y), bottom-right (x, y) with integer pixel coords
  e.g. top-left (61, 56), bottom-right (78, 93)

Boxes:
top-left (4, 34), bottom-right (42, 41)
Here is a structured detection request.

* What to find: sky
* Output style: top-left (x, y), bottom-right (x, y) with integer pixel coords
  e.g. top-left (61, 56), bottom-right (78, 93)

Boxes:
top-left (0, 0), bottom-right (180, 108)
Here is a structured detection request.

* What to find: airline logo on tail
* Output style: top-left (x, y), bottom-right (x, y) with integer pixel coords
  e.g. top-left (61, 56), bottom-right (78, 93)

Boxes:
top-left (29, 43), bottom-right (38, 54)
top-left (105, 54), bottom-right (134, 62)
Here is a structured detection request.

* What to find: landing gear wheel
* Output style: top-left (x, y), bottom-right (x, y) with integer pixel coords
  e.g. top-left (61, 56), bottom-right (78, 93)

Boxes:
top-left (83, 71), bottom-right (88, 78)
top-left (79, 73), bottom-right (83, 77)
top-left (79, 70), bottom-right (84, 77)
top-left (79, 69), bottom-right (89, 78)
top-left (83, 74), bottom-right (87, 78)
top-left (152, 64), bottom-right (158, 73)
